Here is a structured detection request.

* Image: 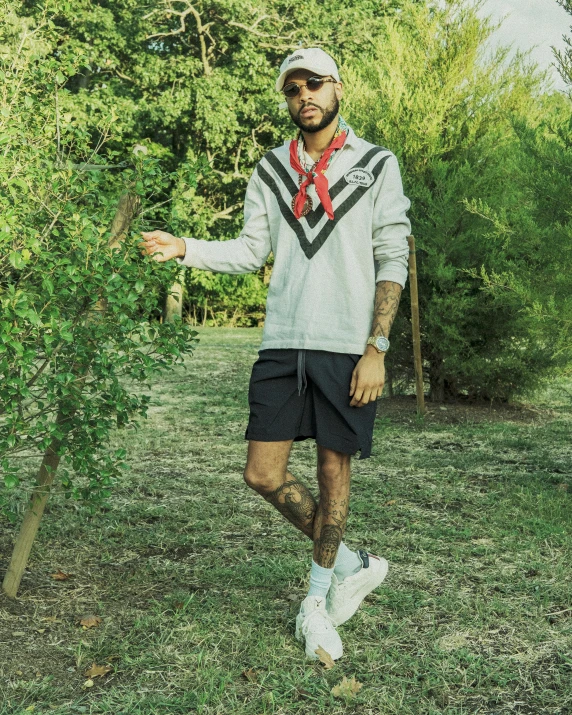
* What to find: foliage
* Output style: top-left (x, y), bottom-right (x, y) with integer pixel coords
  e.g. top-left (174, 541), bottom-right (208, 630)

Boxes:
top-left (345, 0), bottom-right (572, 401)
top-left (14, 0), bottom-right (413, 325)
top-left (0, 4), bottom-right (198, 519)
top-left (461, 95), bottom-right (572, 384)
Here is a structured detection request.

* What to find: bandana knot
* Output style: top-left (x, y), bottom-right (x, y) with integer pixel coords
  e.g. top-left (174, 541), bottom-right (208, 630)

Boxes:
top-left (289, 117), bottom-right (350, 220)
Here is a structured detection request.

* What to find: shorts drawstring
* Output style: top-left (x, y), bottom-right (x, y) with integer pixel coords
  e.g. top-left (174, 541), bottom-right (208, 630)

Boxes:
top-left (297, 349), bottom-right (307, 396)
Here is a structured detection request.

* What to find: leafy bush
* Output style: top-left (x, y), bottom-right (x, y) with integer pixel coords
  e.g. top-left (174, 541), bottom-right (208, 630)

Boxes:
top-left (0, 8), bottom-right (197, 528)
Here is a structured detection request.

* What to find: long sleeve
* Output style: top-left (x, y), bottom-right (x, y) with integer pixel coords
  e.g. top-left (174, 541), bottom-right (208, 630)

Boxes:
top-left (371, 153), bottom-right (411, 287)
top-left (176, 171), bottom-right (271, 274)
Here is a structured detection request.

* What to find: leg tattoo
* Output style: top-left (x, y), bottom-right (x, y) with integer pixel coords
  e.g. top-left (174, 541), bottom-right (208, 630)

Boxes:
top-left (314, 523), bottom-right (344, 568)
top-left (262, 474), bottom-right (318, 539)
top-left (313, 496), bottom-right (349, 567)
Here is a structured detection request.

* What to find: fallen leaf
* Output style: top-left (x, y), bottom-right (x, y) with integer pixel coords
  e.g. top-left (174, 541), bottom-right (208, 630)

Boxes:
top-left (331, 675), bottom-right (363, 698)
top-left (12, 631), bottom-right (26, 636)
top-left (557, 483), bottom-right (568, 492)
top-left (242, 668), bottom-right (257, 682)
top-left (16, 670), bottom-right (23, 676)
top-left (286, 594), bottom-right (299, 601)
top-left (384, 500), bottom-right (396, 506)
top-left (83, 679), bottom-right (94, 689)
top-left (51, 569), bottom-right (73, 581)
top-left (79, 615), bottom-right (102, 629)
top-left (36, 628), bottom-right (46, 634)
top-left (25, 706), bottom-right (35, 712)
top-left (41, 616), bottom-right (60, 623)
top-left (314, 646), bottom-right (335, 669)
top-left (84, 663), bottom-right (112, 678)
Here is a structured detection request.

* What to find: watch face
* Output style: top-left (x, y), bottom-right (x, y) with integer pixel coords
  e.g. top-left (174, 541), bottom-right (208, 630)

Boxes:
top-left (375, 336), bottom-right (390, 352)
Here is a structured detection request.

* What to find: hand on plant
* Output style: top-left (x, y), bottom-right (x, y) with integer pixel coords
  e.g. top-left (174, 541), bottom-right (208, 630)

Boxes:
top-left (140, 230), bottom-right (186, 263)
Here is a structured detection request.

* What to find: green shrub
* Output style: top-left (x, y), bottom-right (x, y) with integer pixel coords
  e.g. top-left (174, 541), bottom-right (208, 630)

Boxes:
top-left (0, 7), bottom-right (198, 526)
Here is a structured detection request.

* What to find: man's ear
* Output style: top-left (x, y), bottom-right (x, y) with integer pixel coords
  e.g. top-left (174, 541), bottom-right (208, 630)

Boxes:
top-left (335, 81), bottom-right (343, 101)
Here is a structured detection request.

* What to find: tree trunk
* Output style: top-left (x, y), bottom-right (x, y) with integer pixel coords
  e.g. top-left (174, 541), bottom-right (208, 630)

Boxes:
top-left (386, 364), bottom-right (394, 398)
top-left (164, 279), bottom-right (183, 323)
top-left (429, 355), bottom-right (445, 402)
top-left (2, 192), bottom-right (140, 598)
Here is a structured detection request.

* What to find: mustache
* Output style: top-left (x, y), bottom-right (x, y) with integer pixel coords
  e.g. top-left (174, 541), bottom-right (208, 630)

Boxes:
top-left (299, 103), bottom-right (322, 115)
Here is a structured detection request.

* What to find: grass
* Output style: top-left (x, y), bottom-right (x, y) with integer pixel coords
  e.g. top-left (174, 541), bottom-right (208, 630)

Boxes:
top-left (1, 327), bottom-right (571, 715)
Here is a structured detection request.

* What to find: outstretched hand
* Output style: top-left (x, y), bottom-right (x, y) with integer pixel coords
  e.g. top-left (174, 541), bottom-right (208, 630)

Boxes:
top-left (140, 230), bottom-right (186, 263)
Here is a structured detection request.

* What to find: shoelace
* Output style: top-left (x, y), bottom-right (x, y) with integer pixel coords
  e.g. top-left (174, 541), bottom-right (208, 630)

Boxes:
top-left (300, 606), bottom-right (335, 636)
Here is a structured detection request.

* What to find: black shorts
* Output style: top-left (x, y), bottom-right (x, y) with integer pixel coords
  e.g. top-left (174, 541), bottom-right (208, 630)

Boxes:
top-left (244, 348), bottom-right (377, 459)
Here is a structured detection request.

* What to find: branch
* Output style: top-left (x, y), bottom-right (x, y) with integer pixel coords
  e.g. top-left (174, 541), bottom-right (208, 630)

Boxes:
top-left (115, 69), bottom-right (136, 83)
top-left (145, 1), bottom-right (213, 75)
top-left (233, 137), bottom-right (244, 176)
top-left (55, 87), bottom-right (61, 156)
top-left (226, 18), bottom-right (296, 43)
top-left (54, 158), bottom-right (131, 171)
top-left (211, 203), bottom-right (241, 221)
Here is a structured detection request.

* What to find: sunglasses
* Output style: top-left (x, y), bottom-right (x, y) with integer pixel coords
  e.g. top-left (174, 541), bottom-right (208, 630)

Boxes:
top-left (282, 76), bottom-right (337, 98)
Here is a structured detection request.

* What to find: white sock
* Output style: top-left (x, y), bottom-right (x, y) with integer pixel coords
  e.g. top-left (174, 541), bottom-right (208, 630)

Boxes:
top-left (334, 542), bottom-right (362, 582)
top-left (307, 560), bottom-right (334, 598)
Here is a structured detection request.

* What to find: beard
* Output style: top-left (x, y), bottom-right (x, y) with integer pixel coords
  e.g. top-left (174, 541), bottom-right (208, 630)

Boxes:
top-left (289, 93), bottom-right (340, 134)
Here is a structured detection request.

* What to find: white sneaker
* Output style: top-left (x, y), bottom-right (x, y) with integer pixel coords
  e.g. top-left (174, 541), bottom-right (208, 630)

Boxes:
top-left (326, 550), bottom-right (389, 627)
top-left (295, 595), bottom-right (344, 661)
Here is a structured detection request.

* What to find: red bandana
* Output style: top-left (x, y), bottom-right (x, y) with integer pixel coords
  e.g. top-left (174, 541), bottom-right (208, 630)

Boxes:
top-left (289, 130), bottom-right (347, 220)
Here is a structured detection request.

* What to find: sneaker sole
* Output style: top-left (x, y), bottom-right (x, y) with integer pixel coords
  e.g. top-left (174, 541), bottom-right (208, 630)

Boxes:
top-left (329, 556), bottom-right (389, 627)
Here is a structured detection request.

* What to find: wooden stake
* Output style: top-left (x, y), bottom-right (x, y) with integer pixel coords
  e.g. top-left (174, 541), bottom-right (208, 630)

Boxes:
top-left (2, 410), bottom-right (68, 597)
top-left (408, 235), bottom-right (425, 416)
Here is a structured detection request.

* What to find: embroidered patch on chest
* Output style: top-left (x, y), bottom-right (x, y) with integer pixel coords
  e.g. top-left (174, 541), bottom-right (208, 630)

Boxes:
top-left (344, 168), bottom-right (375, 187)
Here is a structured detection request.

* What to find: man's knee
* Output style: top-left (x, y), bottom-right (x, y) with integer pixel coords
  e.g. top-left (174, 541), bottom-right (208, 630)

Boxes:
top-left (317, 447), bottom-right (351, 490)
top-left (243, 464), bottom-right (268, 491)
top-left (243, 439), bottom-right (292, 493)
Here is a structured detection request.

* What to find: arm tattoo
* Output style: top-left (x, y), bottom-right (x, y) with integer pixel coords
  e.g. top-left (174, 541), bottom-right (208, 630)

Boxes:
top-left (262, 477), bottom-right (317, 539)
top-left (370, 280), bottom-right (402, 339)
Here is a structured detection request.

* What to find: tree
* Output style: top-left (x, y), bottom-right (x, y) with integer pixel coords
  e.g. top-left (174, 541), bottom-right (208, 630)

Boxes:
top-left (0, 4), bottom-right (198, 596)
top-left (345, 0), bottom-right (571, 401)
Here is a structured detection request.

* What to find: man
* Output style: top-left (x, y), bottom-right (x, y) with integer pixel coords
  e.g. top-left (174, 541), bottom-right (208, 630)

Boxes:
top-left (141, 48), bottom-right (411, 662)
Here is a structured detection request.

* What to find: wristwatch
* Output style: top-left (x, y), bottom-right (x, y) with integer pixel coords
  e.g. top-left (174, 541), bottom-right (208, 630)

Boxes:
top-left (367, 336), bottom-right (390, 353)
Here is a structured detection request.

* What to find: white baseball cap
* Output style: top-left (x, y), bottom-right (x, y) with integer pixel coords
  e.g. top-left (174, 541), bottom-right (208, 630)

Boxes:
top-left (275, 47), bottom-right (340, 92)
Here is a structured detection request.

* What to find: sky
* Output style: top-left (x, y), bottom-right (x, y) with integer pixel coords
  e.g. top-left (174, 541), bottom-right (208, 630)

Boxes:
top-left (477, 0), bottom-right (570, 91)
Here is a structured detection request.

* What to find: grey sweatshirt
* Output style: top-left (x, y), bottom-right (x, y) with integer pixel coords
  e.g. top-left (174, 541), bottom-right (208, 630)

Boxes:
top-left (177, 127), bottom-right (411, 354)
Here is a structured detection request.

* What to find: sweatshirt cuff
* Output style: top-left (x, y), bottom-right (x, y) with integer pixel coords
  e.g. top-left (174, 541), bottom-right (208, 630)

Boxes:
top-left (175, 236), bottom-right (197, 267)
top-left (375, 267), bottom-right (408, 288)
